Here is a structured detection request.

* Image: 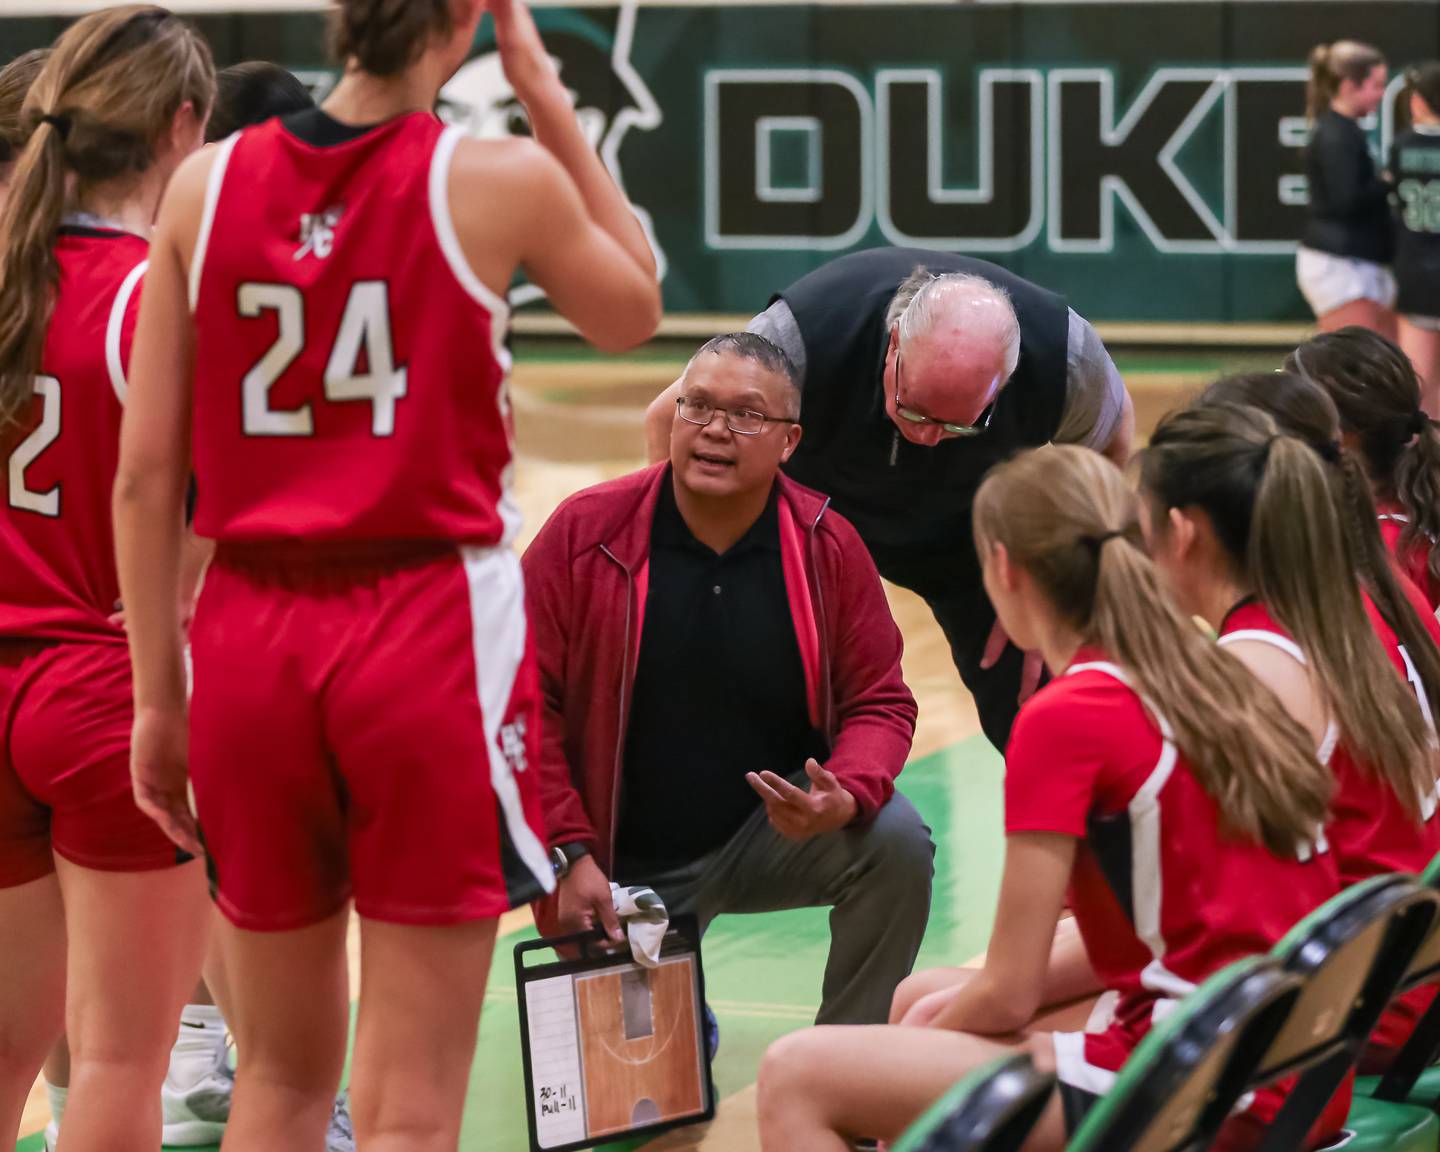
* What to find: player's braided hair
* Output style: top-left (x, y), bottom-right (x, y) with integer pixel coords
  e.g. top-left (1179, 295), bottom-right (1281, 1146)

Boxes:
top-left (1200, 370), bottom-right (1440, 756)
top-left (973, 443), bottom-right (1333, 856)
top-left (1289, 329), bottom-right (1440, 597)
top-left (331, 0), bottom-right (455, 78)
top-left (0, 6), bottom-right (214, 434)
top-left (1144, 403), bottom-right (1437, 822)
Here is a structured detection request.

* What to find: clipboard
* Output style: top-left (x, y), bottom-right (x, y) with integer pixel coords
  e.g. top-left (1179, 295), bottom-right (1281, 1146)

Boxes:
top-left (515, 914), bottom-right (716, 1152)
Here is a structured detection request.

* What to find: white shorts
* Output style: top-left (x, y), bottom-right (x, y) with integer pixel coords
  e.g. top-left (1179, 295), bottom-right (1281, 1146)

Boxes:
top-left (1297, 247), bottom-right (1397, 317)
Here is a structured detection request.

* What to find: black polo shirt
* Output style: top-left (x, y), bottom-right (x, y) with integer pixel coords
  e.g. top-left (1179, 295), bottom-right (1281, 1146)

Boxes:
top-left (613, 476), bottom-right (827, 879)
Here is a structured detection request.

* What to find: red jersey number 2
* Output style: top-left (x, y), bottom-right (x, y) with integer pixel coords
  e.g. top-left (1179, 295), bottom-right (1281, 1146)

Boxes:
top-left (7, 375), bottom-right (61, 518)
top-left (239, 280), bottom-right (407, 438)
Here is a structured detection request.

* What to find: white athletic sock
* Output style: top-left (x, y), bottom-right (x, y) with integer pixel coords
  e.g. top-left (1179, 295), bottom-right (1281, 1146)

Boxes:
top-left (44, 1080), bottom-right (66, 1128)
top-left (167, 1004), bottom-right (227, 1090)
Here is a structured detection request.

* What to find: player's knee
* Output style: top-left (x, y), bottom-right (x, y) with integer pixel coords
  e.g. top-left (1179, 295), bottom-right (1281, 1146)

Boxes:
top-left (0, 1019), bottom-right (58, 1079)
top-left (350, 1092), bottom-right (451, 1150)
top-left (888, 971), bottom-right (927, 1024)
top-left (757, 1029), bottom-right (823, 1116)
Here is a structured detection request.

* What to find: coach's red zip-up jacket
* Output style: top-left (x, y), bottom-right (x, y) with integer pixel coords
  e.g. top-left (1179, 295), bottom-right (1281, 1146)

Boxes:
top-left (522, 463), bottom-right (917, 932)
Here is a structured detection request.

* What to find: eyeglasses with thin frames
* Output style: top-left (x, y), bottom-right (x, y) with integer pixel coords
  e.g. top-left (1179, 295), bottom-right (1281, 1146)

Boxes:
top-left (893, 350), bottom-right (995, 436)
top-left (676, 395), bottom-right (795, 436)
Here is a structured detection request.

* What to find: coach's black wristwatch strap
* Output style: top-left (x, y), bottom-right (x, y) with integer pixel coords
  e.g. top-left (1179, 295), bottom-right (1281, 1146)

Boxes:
top-left (550, 841), bottom-right (592, 879)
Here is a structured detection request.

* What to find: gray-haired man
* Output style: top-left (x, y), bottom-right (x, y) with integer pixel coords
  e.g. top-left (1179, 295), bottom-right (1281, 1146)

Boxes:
top-left (645, 247), bottom-right (1133, 750)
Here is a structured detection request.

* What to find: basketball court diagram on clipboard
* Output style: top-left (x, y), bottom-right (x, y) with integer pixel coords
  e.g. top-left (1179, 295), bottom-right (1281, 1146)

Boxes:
top-left (515, 916), bottom-right (715, 1152)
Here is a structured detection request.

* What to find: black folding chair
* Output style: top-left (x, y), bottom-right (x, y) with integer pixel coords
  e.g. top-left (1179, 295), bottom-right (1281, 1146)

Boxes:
top-left (890, 1054), bottom-right (1056, 1152)
top-left (1250, 876), bottom-right (1440, 1152)
top-left (1063, 956), bottom-right (1302, 1152)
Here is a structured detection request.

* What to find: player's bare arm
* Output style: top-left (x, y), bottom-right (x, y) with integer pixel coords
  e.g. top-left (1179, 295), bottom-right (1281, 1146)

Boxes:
top-left (113, 146), bottom-right (212, 855)
top-left (493, 0), bottom-right (656, 282)
top-left (930, 832), bottom-right (1075, 1035)
top-left (453, 137), bottom-right (659, 351)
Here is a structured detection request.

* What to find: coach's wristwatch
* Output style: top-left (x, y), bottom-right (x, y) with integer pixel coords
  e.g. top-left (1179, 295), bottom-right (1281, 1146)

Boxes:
top-left (551, 842), bottom-right (591, 879)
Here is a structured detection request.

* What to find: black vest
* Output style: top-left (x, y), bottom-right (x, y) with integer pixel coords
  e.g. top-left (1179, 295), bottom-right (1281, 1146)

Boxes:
top-left (779, 247), bottom-right (1069, 562)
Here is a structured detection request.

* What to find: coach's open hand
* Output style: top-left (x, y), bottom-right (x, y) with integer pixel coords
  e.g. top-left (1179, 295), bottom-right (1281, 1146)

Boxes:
top-left (556, 854), bottom-right (625, 944)
top-left (747, 759), bottom-right (858, 842)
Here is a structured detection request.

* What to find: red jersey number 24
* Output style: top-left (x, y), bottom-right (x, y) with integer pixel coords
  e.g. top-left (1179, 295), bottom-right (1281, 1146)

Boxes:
top-left (239, 280), bottom-right (407, 438)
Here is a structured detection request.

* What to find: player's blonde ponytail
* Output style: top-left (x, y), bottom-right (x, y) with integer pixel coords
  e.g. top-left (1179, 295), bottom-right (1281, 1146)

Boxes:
top-left (1144, 403), bottom-right (1436, 821)
top-left (973, 444), bottom-right (1332, 856)
top-left (0, 50), bottom-right (48, 170)
top-left (0, 6), bottom-right (213, 435)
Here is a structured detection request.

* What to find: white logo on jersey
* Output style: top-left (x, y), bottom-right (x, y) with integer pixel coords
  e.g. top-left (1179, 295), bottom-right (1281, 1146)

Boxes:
top-left (499, 717), bottom-right (529, 776)
top-left (295, 206), bottom-right (343, 262)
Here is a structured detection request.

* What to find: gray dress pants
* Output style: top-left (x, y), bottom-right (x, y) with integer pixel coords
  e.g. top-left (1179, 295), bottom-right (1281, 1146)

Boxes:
top-left (615, 791), bottom-right (935, 1026)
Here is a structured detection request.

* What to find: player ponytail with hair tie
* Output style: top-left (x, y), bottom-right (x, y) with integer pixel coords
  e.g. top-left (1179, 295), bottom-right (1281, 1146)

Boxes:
top-left (1143, 402), bottom-right (1436, 821)
top-left (0, 4), bottom-right (213, 434)
top-left (1199, 369), bottom-right (1440, 758)
top-left (974, 444), bottom-right (1332, 855)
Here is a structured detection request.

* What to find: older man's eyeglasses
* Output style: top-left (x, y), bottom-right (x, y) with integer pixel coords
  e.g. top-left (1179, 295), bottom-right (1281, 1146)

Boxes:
top-left (894, 351), bottom-right (995, 437)
top-left (676, 396), bottom-right (794, 436)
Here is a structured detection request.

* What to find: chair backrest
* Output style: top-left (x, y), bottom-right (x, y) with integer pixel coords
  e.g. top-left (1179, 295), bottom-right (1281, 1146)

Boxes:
top-left (1396, 851), bottom-right (1440, 990)
top-left (1254, 876), bottom-right (1438, 1083)
top-left (1065, 957), bottom-right (1302, 1152)
top-left (889, 1054), bottom-right (1055, 1152)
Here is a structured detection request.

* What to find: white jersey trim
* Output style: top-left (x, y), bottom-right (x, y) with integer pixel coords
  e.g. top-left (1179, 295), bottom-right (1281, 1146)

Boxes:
top-left (427, 126), bottom-right (512, 348)
top-left (459, 544), bottom-right (555, 898)
top-left (106, 259), bottom-right (147, 403)
top-left (1052, 1030), bottom-right (1118, 1097)
top-left (1066, 660), bottom-right (1176, 965)
top-left (1379, 513), bottom-right (1412, 525)
top-left (428, 126), bottom-right (522, 545)
top-left (189, 133), bottom-right (239, 313)
top-left (1217, 628), bottom-right (1341, 765)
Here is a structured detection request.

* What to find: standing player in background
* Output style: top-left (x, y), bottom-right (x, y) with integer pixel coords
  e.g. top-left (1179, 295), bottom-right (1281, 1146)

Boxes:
top-left (1143, 400), bottom-right (1440, 1074)
top-left (115, 2), bottom-right (661, 1150)
top-left (1390, 64), bottom-right (1440, 413)
top-left (1288, 329), bottom-right (1440, 615)
top-left (0, 8), bottom-right (215, 1151)
top-left (1299, 40), bottom-right (1395, 337)
top-left (756, 445), bottom-right (1346, 1152)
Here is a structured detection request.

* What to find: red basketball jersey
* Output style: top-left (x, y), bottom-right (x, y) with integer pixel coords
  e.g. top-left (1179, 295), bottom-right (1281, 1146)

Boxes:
top-left (1005, 649), bottom-right (1339, 1024)
top-left (1378, 504), bottom-right (1440, 615)
top-left (1219, 599), bottom-right (1440, 1054)
top-left (0, 228), bottom-right (145, 640)
top-left (190, 111), bottom-right (518, 548)
top-left (1220, 599), bottom-right (1440, 885)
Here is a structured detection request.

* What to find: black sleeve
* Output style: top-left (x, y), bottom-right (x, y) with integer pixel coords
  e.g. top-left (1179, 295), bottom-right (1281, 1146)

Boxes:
top-left (1313, 121), bottom-right (1390, 217)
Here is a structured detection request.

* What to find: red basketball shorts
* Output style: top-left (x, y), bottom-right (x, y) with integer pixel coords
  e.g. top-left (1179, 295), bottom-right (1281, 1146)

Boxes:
top-left (188, 543), bottom-right (555, 931)
top-left (0, 637), bottom-right (188, 887)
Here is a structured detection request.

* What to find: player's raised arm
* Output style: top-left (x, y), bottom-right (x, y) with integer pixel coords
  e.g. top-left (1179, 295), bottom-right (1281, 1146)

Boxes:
top-left (462, 0), bottom-right (661, 350)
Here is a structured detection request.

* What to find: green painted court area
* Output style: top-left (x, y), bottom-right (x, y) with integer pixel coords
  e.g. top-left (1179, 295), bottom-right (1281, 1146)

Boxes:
top-left (13, 735), bottom-right (1005, 1152)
